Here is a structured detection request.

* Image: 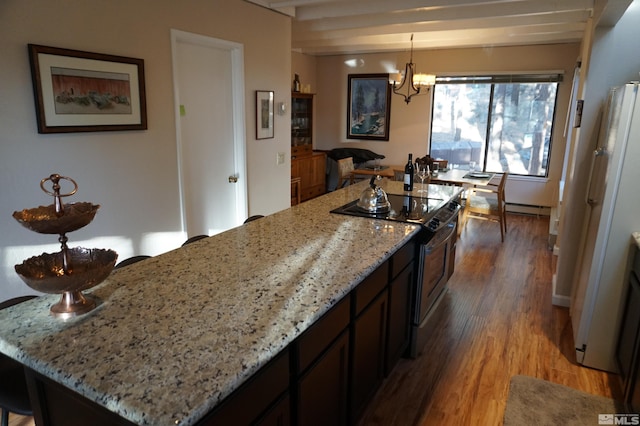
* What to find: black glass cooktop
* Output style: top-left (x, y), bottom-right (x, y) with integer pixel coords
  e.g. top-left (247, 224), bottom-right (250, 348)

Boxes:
top-left (331, 193), bottom-right (446, 224)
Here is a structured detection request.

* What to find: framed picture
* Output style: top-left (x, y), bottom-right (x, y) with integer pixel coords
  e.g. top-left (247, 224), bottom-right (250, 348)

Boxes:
top-left (28, 44), bottom-right (147, 134)
top-left (347, 73), bottom-right (391, 141)
top-left (256, 90), bottom-right (274, 139)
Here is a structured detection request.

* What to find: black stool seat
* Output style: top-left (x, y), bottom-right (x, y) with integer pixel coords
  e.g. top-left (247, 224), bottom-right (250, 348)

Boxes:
top-left (0, 295), bottom-right (37, 426)
top-left (244, 215), bottom-right (264, 223)
top-left (114, 255), bottom-right (151, 269)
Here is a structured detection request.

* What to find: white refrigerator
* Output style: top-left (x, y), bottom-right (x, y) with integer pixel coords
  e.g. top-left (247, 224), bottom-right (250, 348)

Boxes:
top-left (569, 82), bottom-right (640, 372)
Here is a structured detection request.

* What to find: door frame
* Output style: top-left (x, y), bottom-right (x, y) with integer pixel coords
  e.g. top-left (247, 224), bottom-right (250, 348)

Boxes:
top-left (170, 29), bottom-right (248, 234)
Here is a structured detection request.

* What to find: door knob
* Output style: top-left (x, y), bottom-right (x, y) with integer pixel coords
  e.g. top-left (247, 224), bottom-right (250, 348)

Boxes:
top-left (228, 175), bottom-right (238, 183)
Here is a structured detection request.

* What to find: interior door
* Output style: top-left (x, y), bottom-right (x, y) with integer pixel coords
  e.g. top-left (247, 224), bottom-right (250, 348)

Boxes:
top-left (570, 86), bottom-right (624, 363)
top-left (171, 30), bottom-right (247, 237)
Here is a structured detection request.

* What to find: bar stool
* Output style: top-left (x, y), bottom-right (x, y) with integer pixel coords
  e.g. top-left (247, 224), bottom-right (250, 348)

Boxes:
top-left (0, 295), bottom-right (37, 426)
top-left (114, 255), bottom-right (151, 269)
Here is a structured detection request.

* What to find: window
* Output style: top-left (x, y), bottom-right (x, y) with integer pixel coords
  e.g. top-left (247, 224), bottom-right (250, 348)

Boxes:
top-left (429, 74), bottom-right (561, 177)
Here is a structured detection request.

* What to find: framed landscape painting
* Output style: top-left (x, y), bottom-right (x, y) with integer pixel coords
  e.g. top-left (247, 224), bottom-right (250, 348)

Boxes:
top-left (347, 73), bottom-right (391, 141)
top-left (28, 44), bottom-right (147, 134)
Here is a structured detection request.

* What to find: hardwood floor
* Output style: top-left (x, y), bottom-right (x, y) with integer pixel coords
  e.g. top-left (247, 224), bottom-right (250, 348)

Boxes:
top-left (7, 213), bottom-right (622, 426)
top-left (358, 213), bottom-right (622, 426)
top-left (7, 414), bottom-right (32, 426)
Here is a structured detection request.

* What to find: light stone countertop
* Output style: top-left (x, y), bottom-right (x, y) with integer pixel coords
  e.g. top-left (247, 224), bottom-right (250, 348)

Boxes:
top-left (0, 180), bottom-right (461, 426)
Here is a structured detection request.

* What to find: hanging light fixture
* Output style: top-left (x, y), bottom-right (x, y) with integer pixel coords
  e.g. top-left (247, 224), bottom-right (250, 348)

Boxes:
top-left (393, 34), bottom-right (436, 104)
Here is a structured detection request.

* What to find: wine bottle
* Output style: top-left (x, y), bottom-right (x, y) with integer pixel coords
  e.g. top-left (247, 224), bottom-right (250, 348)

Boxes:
top-left (404, 153), bottom-right (414, 191)
top-left (293, 74), bottom-right (300, 92)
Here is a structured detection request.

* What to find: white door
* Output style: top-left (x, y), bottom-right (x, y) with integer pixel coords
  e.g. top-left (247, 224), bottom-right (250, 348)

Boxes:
top-left (171, 30), bottom-right (247, 237)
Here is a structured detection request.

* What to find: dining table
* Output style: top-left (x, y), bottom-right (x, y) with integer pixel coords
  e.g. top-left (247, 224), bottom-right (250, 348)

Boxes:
top-left (353, 165), bottom-right (495, 187)
top-left (430, 168), bottom-right (496, 187)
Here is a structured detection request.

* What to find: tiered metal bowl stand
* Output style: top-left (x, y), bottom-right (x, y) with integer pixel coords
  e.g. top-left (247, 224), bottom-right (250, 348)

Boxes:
top-left (13, 174), bottom-right (118, 319)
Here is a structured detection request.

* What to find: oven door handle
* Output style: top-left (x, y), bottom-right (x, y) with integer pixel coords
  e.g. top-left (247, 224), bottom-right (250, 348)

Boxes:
top-left (423, 221), bottom-right (456, 254)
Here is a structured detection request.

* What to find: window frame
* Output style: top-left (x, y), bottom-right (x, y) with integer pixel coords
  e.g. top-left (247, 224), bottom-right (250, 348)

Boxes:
top-left (428, 73), bottom-right (563, 178)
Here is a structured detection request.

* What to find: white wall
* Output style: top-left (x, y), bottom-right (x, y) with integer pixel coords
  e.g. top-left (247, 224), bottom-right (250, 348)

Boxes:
top-left (313, 44), bottom-right (580, 207)
top-left (0, 0), bottom-right (291, 301)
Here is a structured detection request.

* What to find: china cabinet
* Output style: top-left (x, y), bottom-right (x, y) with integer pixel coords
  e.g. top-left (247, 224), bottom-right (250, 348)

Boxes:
top-left (291, 92), bottom-right (325, 202)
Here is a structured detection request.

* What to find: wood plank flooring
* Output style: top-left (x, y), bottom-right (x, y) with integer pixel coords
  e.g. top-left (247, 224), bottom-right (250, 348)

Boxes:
top-left (8, 213), bottom-right (621, 426)
top-left (357, 213), bottom-right (622, 426)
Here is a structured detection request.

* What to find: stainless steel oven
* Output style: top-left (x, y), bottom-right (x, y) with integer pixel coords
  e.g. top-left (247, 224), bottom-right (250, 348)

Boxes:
top-left (408, 205), bottom-right (459, 358)
top-left (331, 191), bottom-right (461, 358)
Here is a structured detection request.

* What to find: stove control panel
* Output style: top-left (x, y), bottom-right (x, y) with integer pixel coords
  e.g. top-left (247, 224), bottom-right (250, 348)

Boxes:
top-left (426, 200), bottom-right (460, 232)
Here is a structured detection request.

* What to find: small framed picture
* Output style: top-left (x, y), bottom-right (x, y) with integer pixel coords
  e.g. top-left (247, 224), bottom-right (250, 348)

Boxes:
top-left (28, 44), bottom-right (147, 134)
top-left (347, 74), bottom-right (391, 141)
top-left (256, 90), bottom-right (274, 139)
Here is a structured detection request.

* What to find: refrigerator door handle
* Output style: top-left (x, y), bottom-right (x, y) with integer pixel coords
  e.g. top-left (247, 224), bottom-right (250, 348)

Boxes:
top-left (586, 147), bottom-right (607, 206)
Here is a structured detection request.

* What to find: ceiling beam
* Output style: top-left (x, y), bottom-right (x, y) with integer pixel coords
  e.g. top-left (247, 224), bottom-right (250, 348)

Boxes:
top-left (293, 26), bottom-right (586, 55)
top-left (293, 0), bottom-right (593, 31)
top-left (292, 10), bottom-right (591, 40)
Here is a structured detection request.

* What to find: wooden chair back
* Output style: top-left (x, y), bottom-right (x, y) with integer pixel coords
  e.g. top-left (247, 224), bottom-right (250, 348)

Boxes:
top-left (464, 172), bottom-right (508, 241)
top-left (337, 157), bottom-right (355, 188)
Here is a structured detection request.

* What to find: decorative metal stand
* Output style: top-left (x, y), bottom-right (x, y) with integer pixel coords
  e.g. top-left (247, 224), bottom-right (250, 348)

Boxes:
top-left (13, 174), bottom-right (117, 318)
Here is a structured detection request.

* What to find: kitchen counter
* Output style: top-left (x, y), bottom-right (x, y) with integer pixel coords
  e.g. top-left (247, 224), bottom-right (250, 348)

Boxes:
top-left (0, 180), bottom-right (461, 426)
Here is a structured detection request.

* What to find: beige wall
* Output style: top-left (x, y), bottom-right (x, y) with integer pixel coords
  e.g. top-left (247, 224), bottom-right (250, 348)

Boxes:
top-left (292, 51), bottom-right (317, 94)
top-left (0, 0), bottom-right (291, 300)
top-left (311, 43), bottom-right (580, 207)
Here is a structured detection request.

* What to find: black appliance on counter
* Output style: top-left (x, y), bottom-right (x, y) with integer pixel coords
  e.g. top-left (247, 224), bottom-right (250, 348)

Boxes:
top-left (331, 192), bottom-right (461, 358)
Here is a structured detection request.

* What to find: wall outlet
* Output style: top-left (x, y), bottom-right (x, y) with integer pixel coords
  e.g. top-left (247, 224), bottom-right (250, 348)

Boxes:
top-left (277, 152), bottom-right (285, 165)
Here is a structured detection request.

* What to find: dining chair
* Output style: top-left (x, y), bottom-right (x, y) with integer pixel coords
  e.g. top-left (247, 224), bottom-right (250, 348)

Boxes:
top-left (464, 172), bottom-right (508, 241)
top-left (0, 295), bottom-right (37, 426)
top-left (336, 157), bottom-right (355, 189)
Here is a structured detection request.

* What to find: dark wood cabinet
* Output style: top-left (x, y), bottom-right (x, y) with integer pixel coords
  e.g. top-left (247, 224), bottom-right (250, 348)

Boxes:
top-left (255, 393), bottom-right (290, 426)
top-left (297, 330), bottom-right (350, 426)
top-left (386, 261), bottom-right (414, 374)
top-left (25, 368), bottom-right (136, 426)
top-left (386, 242), bottom-right (415, 375)
top-left (350, 289), bottom-right (388, 423)
top-left (295, 295), bottom-right (350, 426)
top-left (617, 244), bottom-right (640, 412)
top-left (198, 350), bottom-right (290, 425)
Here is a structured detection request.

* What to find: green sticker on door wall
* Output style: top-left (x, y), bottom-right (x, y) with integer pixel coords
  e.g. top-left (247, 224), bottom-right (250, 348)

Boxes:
top-left (180, 105), bottom-right (186, 116)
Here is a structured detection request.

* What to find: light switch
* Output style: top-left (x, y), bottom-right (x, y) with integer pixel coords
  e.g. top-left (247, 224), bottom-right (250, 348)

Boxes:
top-left (277, 152), bottom-right (285, 165)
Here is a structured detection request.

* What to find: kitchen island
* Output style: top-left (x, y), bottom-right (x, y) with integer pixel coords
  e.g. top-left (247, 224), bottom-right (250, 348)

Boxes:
top-left (0, 180), bottom-right (461, 426)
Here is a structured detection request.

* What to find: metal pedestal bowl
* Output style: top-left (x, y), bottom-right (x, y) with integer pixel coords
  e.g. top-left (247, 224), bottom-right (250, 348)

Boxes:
top-left (13, 202), bottom-right (100, 234)
top-left (15, 248), bottom-right (118, 318)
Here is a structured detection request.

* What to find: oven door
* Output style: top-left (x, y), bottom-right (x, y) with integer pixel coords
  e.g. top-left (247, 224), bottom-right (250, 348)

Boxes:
top-left (415, 218), bottom-right (457, 326)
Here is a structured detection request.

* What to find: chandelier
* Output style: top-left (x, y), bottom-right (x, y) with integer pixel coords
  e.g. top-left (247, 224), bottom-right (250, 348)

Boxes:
top-left (393, 34), bottom-right (436, 104)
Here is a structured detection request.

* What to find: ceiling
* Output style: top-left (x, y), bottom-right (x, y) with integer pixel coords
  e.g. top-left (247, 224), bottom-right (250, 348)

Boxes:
top-left (245, 0), bottom-right (633, 55)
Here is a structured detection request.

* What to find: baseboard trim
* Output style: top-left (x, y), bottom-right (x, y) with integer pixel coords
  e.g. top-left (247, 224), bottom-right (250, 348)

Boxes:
top-left (506, 203), bottom-right (551, 216)
top-left (551, 274), bottom-right (571, 307)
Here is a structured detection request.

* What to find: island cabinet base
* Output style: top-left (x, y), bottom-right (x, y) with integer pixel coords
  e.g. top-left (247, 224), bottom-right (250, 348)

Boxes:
top-left (24, 368), bottom-right (137, 426)
top-left (200, 350), bottom-right (290, 425)
top-left (21, 240), bottom-right (417, 426)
